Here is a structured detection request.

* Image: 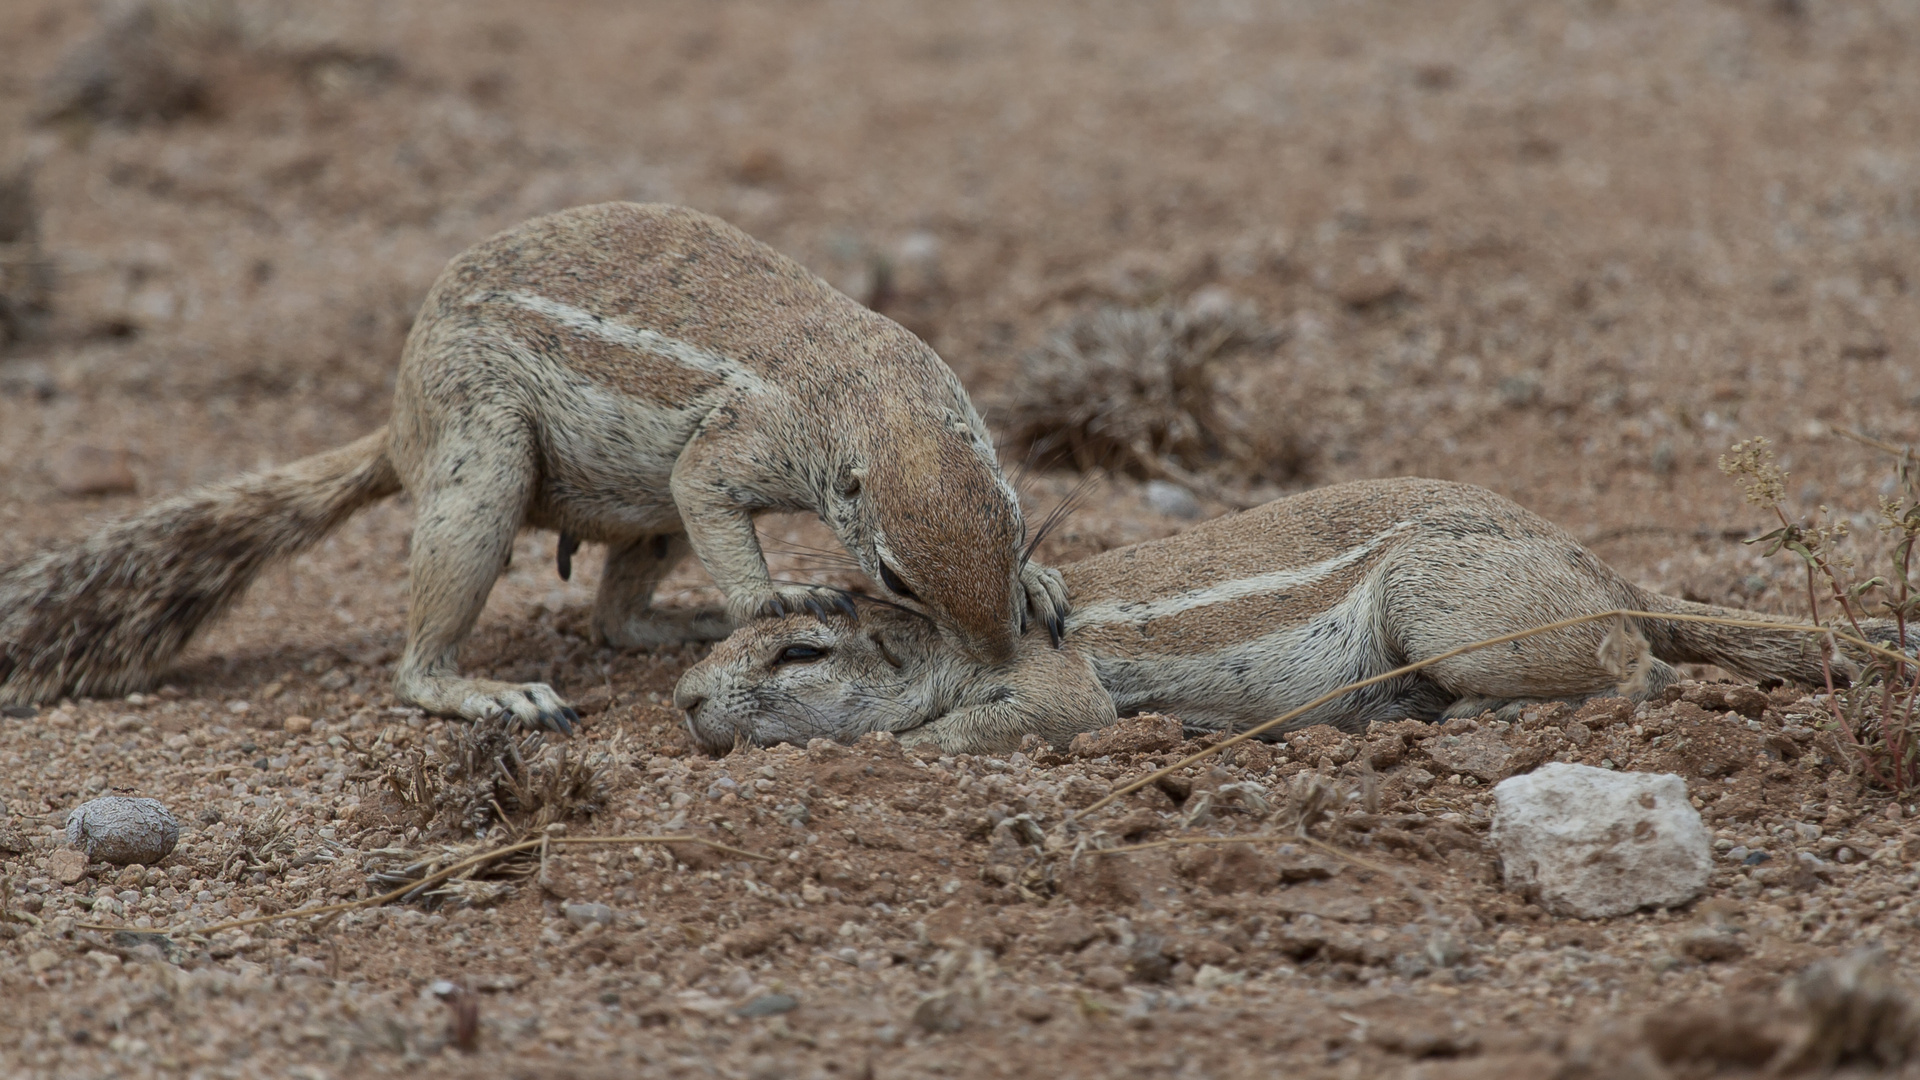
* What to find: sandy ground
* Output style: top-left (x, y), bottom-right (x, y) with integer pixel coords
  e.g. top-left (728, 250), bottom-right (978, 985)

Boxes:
top-left (2, 0), bottom-right (1920, 1076)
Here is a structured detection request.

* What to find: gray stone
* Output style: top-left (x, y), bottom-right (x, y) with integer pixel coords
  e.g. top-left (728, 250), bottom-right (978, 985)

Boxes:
top-left (563, 902), bottom-right (615, 929)
top-left (65, 797), bottom-right (179, 866)
top-left (1490, 762), bottom-right (1710, 918)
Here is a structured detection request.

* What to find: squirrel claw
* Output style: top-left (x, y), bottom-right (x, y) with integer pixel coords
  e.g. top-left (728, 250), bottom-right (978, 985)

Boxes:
top-left (833, 593), bottom-right (858, 618)
top-left (460, 683), bottom-right (578, 735)
top-left (1019, 562), bottom-right (1071, 648)
top-left (747, 587), bottom-right (851, 623)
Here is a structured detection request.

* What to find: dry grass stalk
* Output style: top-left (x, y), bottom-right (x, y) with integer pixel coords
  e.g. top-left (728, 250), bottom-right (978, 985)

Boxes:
top-left (1077, 607), bottom-right (1911, 817)
top-left (998, 301), bottom-right (1299, 499)
top-left (364, 840), bottom-right (540, 908)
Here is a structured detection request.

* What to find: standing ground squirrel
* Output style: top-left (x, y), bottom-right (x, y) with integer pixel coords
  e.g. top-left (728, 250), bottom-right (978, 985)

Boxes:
top-left (676, 477), bottom-right (1896, 754)
top-left (0, 203), bottom-right (1067, 728)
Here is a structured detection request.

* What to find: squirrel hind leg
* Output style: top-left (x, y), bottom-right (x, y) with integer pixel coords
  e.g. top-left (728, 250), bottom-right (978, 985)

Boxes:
top-left (1437, 657), bottom-right (1681, 723)
top-left (393, 432), bottom-right (568, 725)
top-left (590, 533), bottom-right (731, 649)
top-left (1440, 696), bottom-right (1563, 723)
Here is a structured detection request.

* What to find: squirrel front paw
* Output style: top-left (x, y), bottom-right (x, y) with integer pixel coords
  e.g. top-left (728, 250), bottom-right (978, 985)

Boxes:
top-left (729, 584), bottom-right (859, 623)
top-left (1020, 561), bottom-right (1071, 646)
top-left (456, 682), bottom-right (580, 734)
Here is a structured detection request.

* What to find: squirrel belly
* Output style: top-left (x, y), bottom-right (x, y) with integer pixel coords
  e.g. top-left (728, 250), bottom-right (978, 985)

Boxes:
top-left (676, 477), bottom-right (1878, 755)
top-left (0, 203), bottom-right (1068, 728)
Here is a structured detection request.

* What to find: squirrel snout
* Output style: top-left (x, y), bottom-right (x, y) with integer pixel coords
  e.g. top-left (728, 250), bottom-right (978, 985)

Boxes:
top-left (673, 687), bottom-right (707, 718)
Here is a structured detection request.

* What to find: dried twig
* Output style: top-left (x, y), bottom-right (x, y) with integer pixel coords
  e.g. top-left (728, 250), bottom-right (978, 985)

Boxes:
top-left (76, 833), bottom-right (770, 938)
top-left (1830, 427), bottom-right (1913, 460)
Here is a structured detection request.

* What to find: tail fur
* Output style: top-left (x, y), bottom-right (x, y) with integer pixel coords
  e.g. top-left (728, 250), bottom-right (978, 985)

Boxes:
top-left (1635, 588), bottom-right (1902, 687)
top-left (0, 427), bottom-right (400, 704)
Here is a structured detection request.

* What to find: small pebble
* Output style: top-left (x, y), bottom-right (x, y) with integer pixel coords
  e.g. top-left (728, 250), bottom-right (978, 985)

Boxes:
top-left (1085, 965), bottom-right (1127, 991)
top-left (66, 797), bottom-right (180, 866)
top-left (735, 993), bottom-right (798, 1018)
top-left (563, 902), bottom-right (615, 930)
top-left (48, 848), bottom-right (88, 884)
top-left (283, 715), bottom-right (313, 734)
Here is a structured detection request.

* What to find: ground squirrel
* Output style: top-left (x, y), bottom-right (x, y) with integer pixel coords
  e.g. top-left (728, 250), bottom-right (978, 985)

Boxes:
top-left (0, 203), bottom-right (1068, 728)
top-left (676, 477), bottom-right (1894, 755)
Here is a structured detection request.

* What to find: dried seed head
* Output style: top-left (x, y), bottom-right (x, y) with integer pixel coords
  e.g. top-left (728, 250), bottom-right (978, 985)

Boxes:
top-left (1718, 437), bottom-right (1786, 508)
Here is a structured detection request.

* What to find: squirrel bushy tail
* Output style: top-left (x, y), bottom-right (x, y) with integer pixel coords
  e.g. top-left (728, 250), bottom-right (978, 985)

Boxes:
top-left (1635, 587), bottom-right (1906, 687)
top-left (0, 427), bottom-right (400, 705)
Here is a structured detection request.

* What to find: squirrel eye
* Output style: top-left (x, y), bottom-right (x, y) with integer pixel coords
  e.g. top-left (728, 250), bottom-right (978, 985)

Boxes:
top-left (877, 561), bottom-right (917, 601)
top-left (773, 644), bottom-right (828, 667)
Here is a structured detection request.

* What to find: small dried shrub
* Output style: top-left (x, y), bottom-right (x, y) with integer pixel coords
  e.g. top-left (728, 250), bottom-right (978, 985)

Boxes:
top-left (36, 0), bottom-right (399, 127)
top-left (998, 300), bottom-right (1304, 493)
top-left (0, 168), bottom-right (52, 350)
top-left (382, 716), bottom-right (610, 839)
top-left (36, 0), bottom-right (237, 125)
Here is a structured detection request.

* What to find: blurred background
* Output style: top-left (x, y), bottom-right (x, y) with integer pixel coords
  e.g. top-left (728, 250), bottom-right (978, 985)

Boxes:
top-left (1, 0), bottom-right (1917, 665)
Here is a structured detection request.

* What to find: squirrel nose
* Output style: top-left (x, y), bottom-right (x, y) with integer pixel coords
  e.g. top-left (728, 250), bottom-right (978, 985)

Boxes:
top-left (676, 691), bottom-right (707, 718)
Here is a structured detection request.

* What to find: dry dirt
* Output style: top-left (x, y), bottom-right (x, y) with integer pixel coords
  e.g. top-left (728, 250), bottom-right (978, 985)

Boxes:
top-left (3, 0), bottom-right (1920, 1077)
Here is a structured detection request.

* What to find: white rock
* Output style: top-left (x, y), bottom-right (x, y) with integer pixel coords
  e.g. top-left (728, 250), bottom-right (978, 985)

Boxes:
top-left (1490, 762), bottom-right (1710, 918)
top-left (65, 796), bottom-right (180, 866)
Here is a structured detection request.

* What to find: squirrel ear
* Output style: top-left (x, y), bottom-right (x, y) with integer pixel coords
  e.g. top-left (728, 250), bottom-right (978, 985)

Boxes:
top-left (869, 630), bottom-right (905, 669)
top-left (838, 464), bottom-right (868, 497)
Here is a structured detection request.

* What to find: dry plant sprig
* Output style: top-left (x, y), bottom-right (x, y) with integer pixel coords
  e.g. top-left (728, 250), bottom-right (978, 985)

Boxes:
top-left (1723, 433), bottom-right (1920, 795)
top-left (75, 834), bottom-right (771, 939)
top-left (1076, 608), bottom-right (1912, 818)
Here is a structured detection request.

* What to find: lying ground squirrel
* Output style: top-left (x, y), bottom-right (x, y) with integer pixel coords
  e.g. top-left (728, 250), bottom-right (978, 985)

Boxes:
top-left (676, 477), bottom-right (1898, 754)
top-left (0, 203), bottom-right (1067, 729)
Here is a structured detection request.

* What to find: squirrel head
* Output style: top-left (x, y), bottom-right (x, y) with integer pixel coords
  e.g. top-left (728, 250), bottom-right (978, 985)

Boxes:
top-left (823, 410), bottom-right (1026, 664)
top-left (674, 609), bottom-right (941, 753)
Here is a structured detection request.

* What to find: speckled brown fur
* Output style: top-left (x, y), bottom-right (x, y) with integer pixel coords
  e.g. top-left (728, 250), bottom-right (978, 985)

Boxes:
top-left (0, 204), bottom-right (1067, 727)
top-left (676, 478), bottom-right (1886, 755)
